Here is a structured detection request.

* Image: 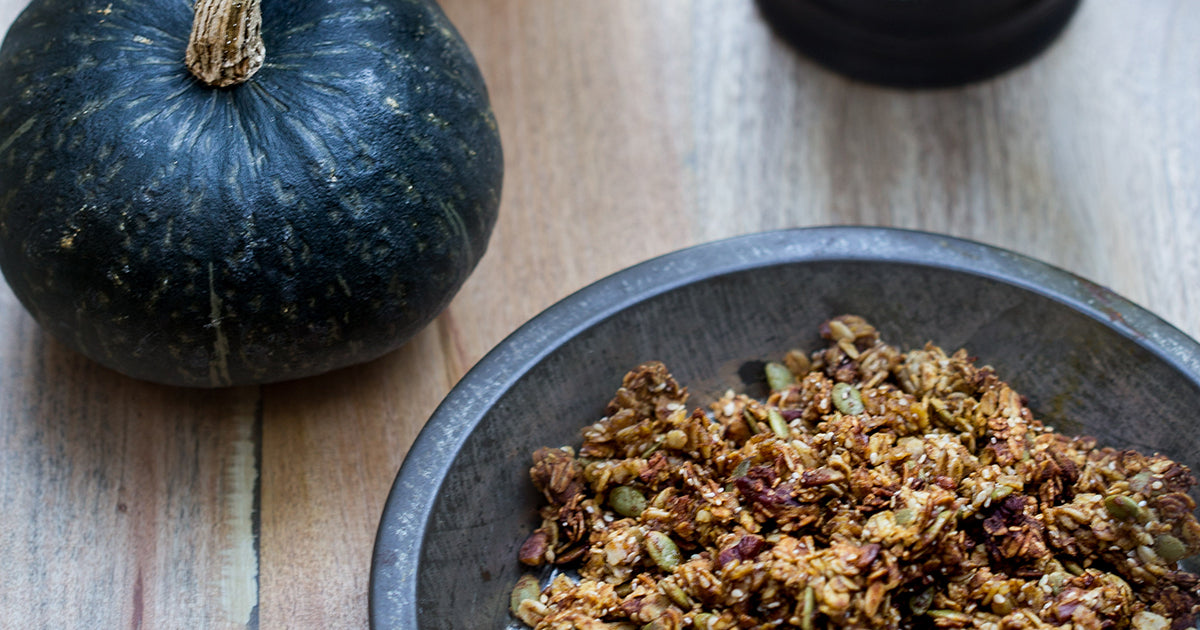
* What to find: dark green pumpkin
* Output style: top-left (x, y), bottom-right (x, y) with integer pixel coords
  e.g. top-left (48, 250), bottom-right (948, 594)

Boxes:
top-left (0, 0), bottom-right (502, 387)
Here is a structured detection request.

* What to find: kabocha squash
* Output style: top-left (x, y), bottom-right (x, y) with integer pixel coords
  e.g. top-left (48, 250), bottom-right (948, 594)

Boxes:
top-left (0, 0), bottom-right (502, 387)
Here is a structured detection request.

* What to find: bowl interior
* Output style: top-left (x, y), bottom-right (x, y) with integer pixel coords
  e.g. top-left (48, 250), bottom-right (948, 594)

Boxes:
top-left (372, 231), bottom-right (1200, 629)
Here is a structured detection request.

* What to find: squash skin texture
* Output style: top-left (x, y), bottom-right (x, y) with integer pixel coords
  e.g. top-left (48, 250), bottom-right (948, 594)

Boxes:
top-left (0, 0), bottom-right (502, 386)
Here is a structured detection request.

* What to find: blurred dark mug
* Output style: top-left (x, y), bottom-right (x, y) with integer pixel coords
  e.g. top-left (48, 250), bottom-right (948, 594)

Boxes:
top-left (757, 0), bottom-right (1083, 87)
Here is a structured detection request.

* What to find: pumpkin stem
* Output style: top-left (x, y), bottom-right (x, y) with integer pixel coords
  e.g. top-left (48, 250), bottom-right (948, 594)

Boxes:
top-left (186, 0), bottom-right (265, 88)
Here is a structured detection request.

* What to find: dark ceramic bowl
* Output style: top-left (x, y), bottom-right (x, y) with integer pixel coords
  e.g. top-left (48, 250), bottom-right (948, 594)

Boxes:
top-left (370, 227), bottom-right (1200, 629)
top-left (756, 0), bottom-right (1083, 87)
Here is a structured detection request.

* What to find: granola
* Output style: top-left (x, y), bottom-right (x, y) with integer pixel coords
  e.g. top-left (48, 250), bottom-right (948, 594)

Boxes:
top-left (512, 316), bottom-right (1200, 630)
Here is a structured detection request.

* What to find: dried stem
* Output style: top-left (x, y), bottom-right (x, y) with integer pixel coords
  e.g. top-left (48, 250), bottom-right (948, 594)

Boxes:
top-left (185, 0), bottom-right (264, 88)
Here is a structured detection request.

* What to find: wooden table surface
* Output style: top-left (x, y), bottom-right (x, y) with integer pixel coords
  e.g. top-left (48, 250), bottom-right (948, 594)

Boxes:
top-left (2, 1), bottom-right (1199, 628)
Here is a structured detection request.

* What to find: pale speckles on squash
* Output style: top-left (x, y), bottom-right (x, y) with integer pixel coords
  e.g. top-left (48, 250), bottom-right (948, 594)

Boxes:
top-left (339, 189), bottom-right (370, 220)
top-left (145, 275), bottom-right (171, 309)
top-left (73, 162), bottom-right (100, 189)
top-left (178, 235), bottom-right (199, 257)
top-left (435, 198), bottom-right (471, 263)
top-left (23, 149), bottom-right (48, 185)
top-left (160, 217), bottom-right (176, 248)
top-left (382, 171), bottom-right (422, 203)
top-left (406, 131), bottom-right (436, 154)
top-left (48, 55), bottom-right (101, 80)
top-left (270, 177), bottom-right (297, 206)
top-left (105, 266), bottom-right (127, 290)
top-left (0, 114), bottom-right (36, 158)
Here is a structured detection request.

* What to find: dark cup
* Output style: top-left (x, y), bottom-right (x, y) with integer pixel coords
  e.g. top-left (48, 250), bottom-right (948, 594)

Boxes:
top-left (757, 0), bottom-right (1083, 87)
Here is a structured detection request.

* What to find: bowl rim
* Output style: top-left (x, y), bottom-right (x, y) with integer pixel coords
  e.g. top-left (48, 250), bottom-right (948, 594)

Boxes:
top-left (368, 225), bottom-right (1200, 629)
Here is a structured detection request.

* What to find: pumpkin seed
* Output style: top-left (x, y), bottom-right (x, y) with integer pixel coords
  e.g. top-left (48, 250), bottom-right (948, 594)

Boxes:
top-left (509, 574), bottom-right (541, 617)
top-left (928, 610), bottom-right (971, 623)
top-left (765, 361), bottom-right (795, 392)
top-left (909, 587), bottom-right (934, 615)
top-left (831, 382), bottom-right (865, 415)
top-left (1128, 471), bottom-right (1156, 494)
top-left (645, 530), bottom-right (682, 572)
top-left (767, 409), bottom-right (790, 439)
top-left (609, 485), bottom-right (647, 518)
top-left (990, 485), bottom-right (1014, 502)
top-left (894, 508), bottom-right (917, 526)
top-left (1044, 571), bottom-right (1068, 594)
top-left (731, 459), bottom-right (751, 479)
top-left (1154, 533), bottom-right (1187, 564)
top-left (661, 579), bottom-right (694, 608)
top-left (799, 585), bottom-right (816, 630)
top-left (1103, 494), bottom-right (1141, 522)
top-left (692, 613), bottom-right (717, 629)
top-left (742, 409), bottom-right (761, 434)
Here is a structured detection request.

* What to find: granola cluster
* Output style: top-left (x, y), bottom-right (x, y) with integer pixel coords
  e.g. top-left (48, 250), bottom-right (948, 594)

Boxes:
top-left (512, 316), bottom-right (1200, 630)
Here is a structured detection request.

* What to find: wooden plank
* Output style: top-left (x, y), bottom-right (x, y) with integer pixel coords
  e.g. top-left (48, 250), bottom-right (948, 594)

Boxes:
top-left (0, 291), bottom-right (261, 629)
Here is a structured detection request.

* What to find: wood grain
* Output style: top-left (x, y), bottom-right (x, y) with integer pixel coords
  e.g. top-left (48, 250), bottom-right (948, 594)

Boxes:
top-left (1, 0), bottom-right (1199, 628)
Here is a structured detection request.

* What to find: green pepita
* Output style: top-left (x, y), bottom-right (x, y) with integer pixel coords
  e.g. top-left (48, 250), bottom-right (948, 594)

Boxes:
top-left (831, 382), bottom-right (865, 415)
top-left (799, 585), bottom-right (816, 630)
top-left (731, 459), bottom-right (751, 479)
top-left (509, 574), bottom-right (541, 617)
top-left (927, 610), bottom-right (971, 623)
top-left (765, 361), bottom-right (795, 392)
top-left (990, 485), bottom-right (1014, 502)
top-left (894, 508), bottom-right (917, 526)
top-left (609, 485), bottom-right (647, 518)
top-left (645, 530), bottom-right (682, 572)
top-left (768, 408), bottom-right (790, 439)
top-left (1103, 494), bottom-right (1141, 522)
top-left (742, 409), bottom-right (761, 434)
top-left (1155, 533), bottom-right (1188, 564)
top-left (661, 579), bottom-right (694, 608)
top-left (909, 588), bottom-right (934, 616)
